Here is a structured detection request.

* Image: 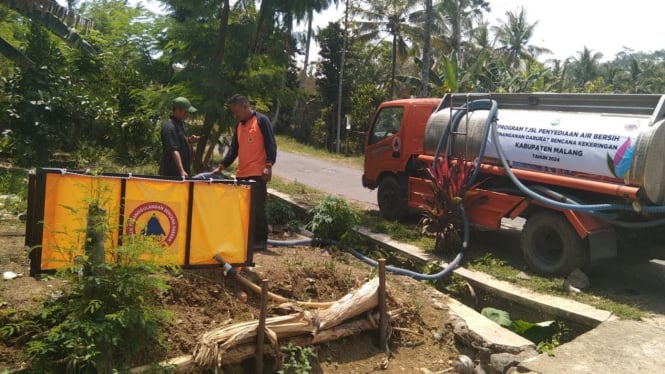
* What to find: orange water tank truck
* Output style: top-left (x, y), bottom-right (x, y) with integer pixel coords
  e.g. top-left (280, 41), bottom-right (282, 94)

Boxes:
top-left (362, 93), bottom-right (665, 276)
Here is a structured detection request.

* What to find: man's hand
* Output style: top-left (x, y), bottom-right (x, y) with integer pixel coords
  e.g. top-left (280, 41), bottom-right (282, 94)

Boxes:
top-left (262, 166), bottom-right (272, 182)
top-left (188, 135), bottom-right (200, 143)
top-left (211, 164), bottom-right (224, 175)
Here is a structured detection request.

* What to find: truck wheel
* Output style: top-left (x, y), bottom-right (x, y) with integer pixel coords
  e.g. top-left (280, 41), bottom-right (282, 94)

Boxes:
top-left (521, 211), bottom-right (588, 277)
top-left (378, 176), bottom-right (407, 221)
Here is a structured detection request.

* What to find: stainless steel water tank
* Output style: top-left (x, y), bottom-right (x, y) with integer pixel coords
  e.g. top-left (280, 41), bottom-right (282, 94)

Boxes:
top-left (423, 108), bottom-right (665, 204)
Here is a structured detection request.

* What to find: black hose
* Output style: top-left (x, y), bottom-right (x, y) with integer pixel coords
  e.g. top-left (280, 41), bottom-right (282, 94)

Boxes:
top-left (263, 206), bottom-right (469, 282)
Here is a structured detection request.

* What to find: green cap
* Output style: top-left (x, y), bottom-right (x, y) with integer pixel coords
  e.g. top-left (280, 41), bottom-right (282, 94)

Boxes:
top-left (172, 97), bottom-right (197, 113)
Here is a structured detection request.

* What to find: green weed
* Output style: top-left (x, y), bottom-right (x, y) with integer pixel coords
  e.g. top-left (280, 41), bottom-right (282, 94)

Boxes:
top-left (278, 343), bottom-right (317, 374)
top-left (306, 196), bottom-right (359, 242)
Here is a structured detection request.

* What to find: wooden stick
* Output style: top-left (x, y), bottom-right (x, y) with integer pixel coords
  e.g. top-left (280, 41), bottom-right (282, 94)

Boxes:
top-left (214, 254), bottom-right (333, 308)
top-left (234, 270), bottom-right (334, 308)
top-left (378, 259), bottom-right (388, 350)
top-left (255, 279), bottom-right (269, 374)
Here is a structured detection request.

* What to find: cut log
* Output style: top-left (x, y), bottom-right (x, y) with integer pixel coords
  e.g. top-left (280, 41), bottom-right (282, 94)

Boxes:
top-left (131, 309), bottom-right (407, 373)
top-left (193, 277), bottom-right (380, 368)
top-left (317, 277), bottom-right (380, 330)
top-left (218, 310), bottom-right (391, 365)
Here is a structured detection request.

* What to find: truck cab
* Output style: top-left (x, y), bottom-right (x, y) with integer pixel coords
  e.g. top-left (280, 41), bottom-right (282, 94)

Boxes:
top-left (362, 98), bottom-right (440, 220)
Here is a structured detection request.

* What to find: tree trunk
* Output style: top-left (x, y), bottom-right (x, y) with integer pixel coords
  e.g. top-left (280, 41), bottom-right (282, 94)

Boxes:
top-left (390, 32), bottom-right (397, 99)
top-left (420, 0), bottom-right (432, 97)
top-left (193, 0), bottom-right (230, 172)
top-left (301, 13), bottom-right (313, 84)
top-left (84, 203), bottom-right (105, 276)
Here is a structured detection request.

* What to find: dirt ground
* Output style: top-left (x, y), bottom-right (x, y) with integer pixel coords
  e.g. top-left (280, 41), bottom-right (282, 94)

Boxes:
top-left (0, 215), bottom-right (461, 373)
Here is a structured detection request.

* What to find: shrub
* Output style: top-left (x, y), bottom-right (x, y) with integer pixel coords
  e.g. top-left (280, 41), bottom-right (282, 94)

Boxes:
top-left (267, 199), bottom-right (296, 225)
top-left (306, 196), bottom-right (358, 241)
top-left (16, 201), bottom-right (177, 372)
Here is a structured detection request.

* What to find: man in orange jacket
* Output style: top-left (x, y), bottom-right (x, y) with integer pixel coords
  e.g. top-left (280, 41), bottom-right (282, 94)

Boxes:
top-left (212, 94), bottom-right (277, 251)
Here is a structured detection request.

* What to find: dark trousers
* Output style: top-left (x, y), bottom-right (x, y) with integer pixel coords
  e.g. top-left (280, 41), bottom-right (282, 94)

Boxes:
top-left (238, 176), bottom-right (268, 246)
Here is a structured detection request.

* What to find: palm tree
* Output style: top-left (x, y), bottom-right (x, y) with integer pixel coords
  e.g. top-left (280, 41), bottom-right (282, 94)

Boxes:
top-left (292, 0), bottom-right (339, 81)
top-left (465, 22), bottom-right (499, 92)
top-left (569, 46), bottom-right (603, 89)
top-left (408, 0), bottom-right (490, 94)
top-left (433, 0), bottom-right (489, 66)
top-left (492, 7), bottom-right (549, 70)
top-left (353, 0), bottom-right (420, 98)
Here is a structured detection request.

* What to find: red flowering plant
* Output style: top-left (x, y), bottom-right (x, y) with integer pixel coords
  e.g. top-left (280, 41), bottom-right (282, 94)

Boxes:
top-left (418, 155), bottom-right (477, 253)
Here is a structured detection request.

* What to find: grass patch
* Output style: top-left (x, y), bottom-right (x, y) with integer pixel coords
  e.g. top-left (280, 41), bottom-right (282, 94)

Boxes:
top-left (270, 176), bottom-right (327, 209)
top-left (357, 210), bottom-right (436, 251)
top-left (465, 252), bottom-right (646, 320)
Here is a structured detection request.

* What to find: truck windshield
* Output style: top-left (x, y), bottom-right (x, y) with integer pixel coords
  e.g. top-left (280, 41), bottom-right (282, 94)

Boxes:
top-left (369, 106), bottom-right (404, 145)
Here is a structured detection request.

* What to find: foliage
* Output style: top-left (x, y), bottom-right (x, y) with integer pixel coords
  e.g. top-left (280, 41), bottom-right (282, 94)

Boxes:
top-left (353, 0), bottom-right (422, 99)
top-left (314, 21), bottom-right (354, 151)
top-left (0, 1), bottom-right (163, 167)
top-left (534, 321), bottom-right (569, 354)
top-left (5, 192), bottom-right (178, 372)
top-left (266, 198), bottom-right (297, 225)
top-left (278, 342), bottom-right (316, 373)
top-left (481, 306), bottom-right (565, 353)
top-left (492, 7), bottom-right (550, 71)
top-left (310, 107), bottom-right (332, 149)
top-left (0, 168), bottom-right (27, 198)
top-left (306, 195), bottom-right (359, 241)
top-left (418, 156), bottom-right (475, 254)
top-left (348, 83), bottom-right (385, 153)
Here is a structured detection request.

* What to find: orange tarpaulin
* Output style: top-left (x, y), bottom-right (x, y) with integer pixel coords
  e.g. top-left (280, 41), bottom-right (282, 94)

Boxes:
top-left (29, 170), bottom-right (253, 273)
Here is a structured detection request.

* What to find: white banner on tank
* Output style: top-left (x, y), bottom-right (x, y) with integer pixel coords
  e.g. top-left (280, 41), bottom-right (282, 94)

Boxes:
top-left (483, 110), bottom-right (648, 180)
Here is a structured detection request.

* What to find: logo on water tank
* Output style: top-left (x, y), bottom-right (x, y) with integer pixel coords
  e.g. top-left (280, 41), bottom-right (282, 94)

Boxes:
top-left (126, 202), bottom-right (178, 245)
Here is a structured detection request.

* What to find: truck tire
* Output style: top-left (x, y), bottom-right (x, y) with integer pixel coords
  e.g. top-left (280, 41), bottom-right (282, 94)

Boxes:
top-left (520, 211), bottom-right (588, 277)
top-left (378, 176), bottom-right (407, 221)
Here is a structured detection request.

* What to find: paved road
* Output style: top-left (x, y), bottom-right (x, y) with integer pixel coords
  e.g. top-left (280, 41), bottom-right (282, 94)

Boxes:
top-left (272, 150), bottom-right (377, 208)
